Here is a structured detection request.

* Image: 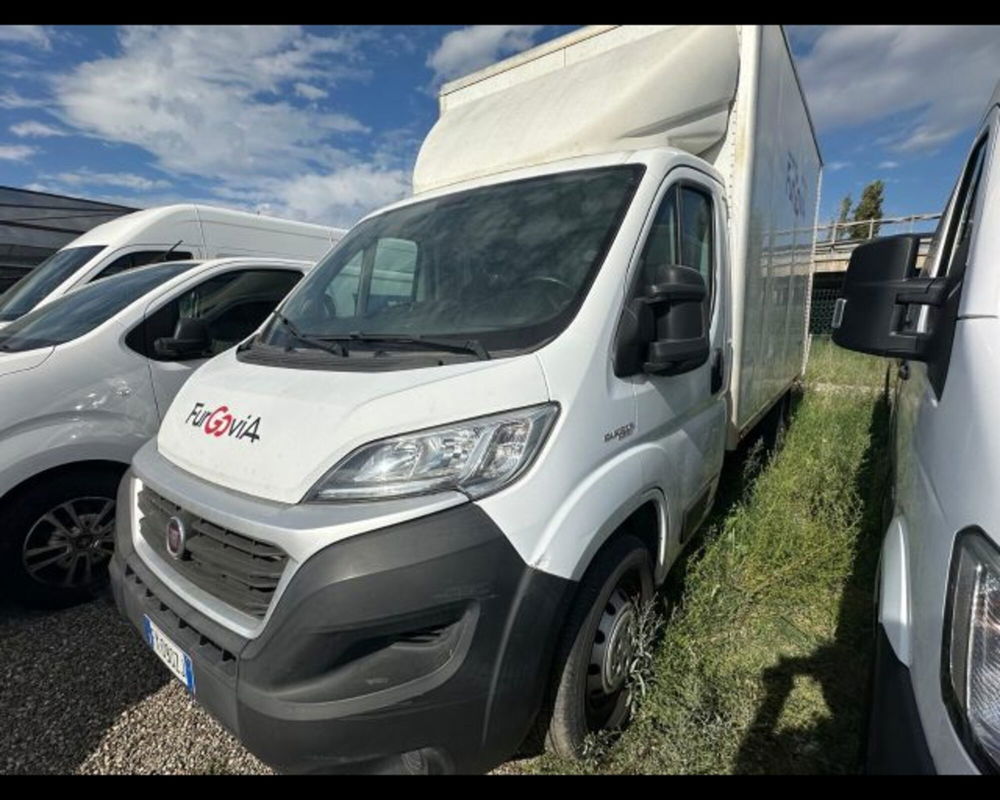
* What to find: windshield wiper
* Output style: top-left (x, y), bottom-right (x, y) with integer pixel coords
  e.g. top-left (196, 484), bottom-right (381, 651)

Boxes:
top-left (316, 332), bottom-right (491, 361)
top-left (274, 312), bottom-right (348, 357)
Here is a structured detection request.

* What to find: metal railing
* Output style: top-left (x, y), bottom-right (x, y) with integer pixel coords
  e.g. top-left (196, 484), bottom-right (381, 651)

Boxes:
top-left (814, 212), bottom-right (941, 251)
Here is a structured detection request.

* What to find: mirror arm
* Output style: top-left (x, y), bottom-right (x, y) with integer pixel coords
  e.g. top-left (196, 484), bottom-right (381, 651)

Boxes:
top-left (895, 276), bottom-right (949, 308)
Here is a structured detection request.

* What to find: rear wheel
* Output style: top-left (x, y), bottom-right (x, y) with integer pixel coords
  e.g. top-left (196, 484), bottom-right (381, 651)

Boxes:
top-left (544, 535), bottom-right (654, 758)
top-left (1, 467), bottom-right (122, 608)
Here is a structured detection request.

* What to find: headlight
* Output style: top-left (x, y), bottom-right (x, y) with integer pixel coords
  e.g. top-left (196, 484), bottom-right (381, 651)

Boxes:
top-left (306, 403), bottom-right (559, 502)
top-left (944, 528), bottom-right (1000, 772)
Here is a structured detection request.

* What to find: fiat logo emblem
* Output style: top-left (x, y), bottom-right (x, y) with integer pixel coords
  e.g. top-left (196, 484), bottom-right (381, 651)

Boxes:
top-left (166, 516), bottom-right (187, 559)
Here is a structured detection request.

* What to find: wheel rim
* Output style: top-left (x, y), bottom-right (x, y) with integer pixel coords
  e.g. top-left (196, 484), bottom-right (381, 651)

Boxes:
top-left (585, 578), bottom-right (640, 729)
top-left (21, 496), bottom-right (115, 589)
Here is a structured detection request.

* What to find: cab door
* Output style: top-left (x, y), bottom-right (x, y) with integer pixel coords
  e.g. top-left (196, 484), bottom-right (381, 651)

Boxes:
top-left (628, 168), bottom-right (729, 553)
top-left (126, 266), bottom-right (304, 419)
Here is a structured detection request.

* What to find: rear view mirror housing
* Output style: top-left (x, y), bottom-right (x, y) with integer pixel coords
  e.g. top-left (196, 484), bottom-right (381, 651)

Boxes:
top-left (615, 264), bottom-right (710, 377)
top-left (832, 234), bottom-right (950, 361)
top-left (154, 317), bottom-right (211, 360)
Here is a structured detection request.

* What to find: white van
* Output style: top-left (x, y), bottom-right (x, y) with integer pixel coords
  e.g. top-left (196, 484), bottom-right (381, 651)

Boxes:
top-left (834, 82), bottom-right (1000, 774)
top-left (0, 204), bottom-right (344, 327)
top-left (111, 25), bottom-right (820, 773)
top-left (0, 258), bottom-right (311, 607)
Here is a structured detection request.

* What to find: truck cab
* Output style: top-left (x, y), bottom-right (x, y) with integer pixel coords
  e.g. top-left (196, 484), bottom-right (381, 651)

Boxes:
top-left (834, 83), bottom-right (1000, 774)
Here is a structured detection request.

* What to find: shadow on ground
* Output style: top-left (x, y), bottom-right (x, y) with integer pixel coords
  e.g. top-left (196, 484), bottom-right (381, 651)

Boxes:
top-left (0, 589), bottom-right (168, 774)
top-left (730, 377), bottom-right (892, 774)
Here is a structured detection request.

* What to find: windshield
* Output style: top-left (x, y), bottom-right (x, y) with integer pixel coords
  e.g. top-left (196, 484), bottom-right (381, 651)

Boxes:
top-left (256, 165), bottom-right (643, 357)
top-left (0, 245), bottom-right (106, 321)
top-left (0, 261), bottom-right (197, 353)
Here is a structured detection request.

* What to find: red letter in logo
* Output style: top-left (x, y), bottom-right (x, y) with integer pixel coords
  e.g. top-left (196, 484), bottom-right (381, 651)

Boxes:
top-left (204, 405), bottom-right (233, 437)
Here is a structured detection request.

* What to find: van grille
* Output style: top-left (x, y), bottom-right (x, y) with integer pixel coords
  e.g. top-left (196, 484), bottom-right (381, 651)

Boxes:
top-left (137, 486), bottom-right (288, 619)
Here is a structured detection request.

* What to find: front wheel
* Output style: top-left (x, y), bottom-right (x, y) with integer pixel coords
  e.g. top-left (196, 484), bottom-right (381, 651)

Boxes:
top-left (544, 535), bottom-right (654, 758)
top-left (1, 467), bottom-right (122, 608)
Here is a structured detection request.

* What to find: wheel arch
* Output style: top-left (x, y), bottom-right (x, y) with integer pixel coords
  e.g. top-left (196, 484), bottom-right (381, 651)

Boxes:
top-left (0, 459), bottom-right (130, 513)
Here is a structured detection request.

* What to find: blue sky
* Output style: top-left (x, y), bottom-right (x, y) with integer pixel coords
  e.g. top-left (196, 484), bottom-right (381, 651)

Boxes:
top-left (0, 25), bottom-right (997, 229)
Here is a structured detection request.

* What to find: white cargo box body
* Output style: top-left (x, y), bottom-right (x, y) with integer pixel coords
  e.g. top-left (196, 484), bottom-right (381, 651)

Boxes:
top-left (415, 24), bottom-right (821, 443)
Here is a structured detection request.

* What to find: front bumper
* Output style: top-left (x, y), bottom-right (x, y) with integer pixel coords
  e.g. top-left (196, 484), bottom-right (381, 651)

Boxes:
top-left (866, 625), bottom-right (937, 774)
top-left (111, 469), bottom-right (574, 774)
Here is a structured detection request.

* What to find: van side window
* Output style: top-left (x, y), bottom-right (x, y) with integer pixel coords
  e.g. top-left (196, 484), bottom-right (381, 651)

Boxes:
top-left (128, 269), bottom-right (301, 360)
top-left (942, 137), bottom-right (988, 282)
top-left (92, 250), bottom-right (194, 282)
top-left (638, 183), bottom-right (714, 301)
top-left (639, 187), bottom-right (680, 286)
top-left (679, 186), bottom-right (714, 293)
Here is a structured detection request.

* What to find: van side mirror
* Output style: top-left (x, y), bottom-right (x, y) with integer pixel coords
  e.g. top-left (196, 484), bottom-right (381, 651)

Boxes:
top-left (832, 234), bottom-right (949, 361)
top-left (614, 264), bottom-right (710, 377)
top-left (154, 318), bottom-right (211, 359)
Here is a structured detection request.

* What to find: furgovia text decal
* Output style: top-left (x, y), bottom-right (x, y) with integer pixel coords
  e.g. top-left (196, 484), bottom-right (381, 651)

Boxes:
top-left (186, 403), bottom-right (261, 443)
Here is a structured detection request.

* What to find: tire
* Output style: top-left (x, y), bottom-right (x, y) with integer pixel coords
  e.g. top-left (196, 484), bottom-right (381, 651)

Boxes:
top-left (0, 466), bottom-right (123, 609)
top-left (544, 535), bottom-right (654, 759)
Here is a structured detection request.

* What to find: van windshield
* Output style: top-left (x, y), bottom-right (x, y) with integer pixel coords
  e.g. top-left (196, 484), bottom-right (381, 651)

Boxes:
top-left (0, 261), bottom-right (196, 353)
top-left (255, 165), bottom-right (643, 357)
top-left (0, 245), bottom-right (106, 322)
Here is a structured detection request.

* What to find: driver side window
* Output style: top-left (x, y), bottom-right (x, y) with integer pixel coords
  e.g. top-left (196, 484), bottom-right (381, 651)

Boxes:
top-left (639, 183), bottom-right (714, 304)
top-left (128, 269), bottom-right (302, 360)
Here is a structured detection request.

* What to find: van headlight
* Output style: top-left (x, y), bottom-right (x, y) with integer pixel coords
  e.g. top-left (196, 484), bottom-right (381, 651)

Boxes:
top-left (944, 528), bottom-right (1000, 772)
top-left (306, 403), bottom-right (559, 502)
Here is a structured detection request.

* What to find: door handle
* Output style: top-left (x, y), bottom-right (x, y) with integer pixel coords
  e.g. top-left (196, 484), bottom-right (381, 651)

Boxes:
top-left (711, 347), bottom-right (724, 395)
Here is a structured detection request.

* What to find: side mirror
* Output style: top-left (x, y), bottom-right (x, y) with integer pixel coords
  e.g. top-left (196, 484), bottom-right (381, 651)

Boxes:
top-left (832, 234), bottom-right (948, 360)
top-left (614, 264), bottom-right (710, 377)
top-left (154, 317), bottom-right (211, 359)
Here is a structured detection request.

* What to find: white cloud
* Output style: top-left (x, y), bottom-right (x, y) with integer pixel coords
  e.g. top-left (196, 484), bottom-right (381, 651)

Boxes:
top-left (427, 25), bottom-right (544, 84)
top-left (53, 26), bottom-right (368, 180)
top-left (827, 160), bottom-right (852, 171)
top-left (0, 25), bottom-right (51, 50)
top-left (795, 26), bottom-right (1000, 152)
top-left (0, 144), bottom-right (37, 161)
top-left (39, 26), bottom-right (411, 225)
top-left (10, 120), bottom-right (66, 138)
top-left (878, 160), bottom-right (900, 169)
top-left (295, 82), bottom-right (328, 100)
top-left (50, 169), bottom-right (171, 191)
top-left (273, 166), bottom-right (410, 226)
top-left (210, 164), bottom-right (411, 228)
top-left (0, 90), bottom-right (46, 109)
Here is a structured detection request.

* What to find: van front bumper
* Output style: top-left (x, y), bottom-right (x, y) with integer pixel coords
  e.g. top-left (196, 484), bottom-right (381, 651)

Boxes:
top-left (866, 625), bottom-right (937, 774)
top-left (111, 470), bottom-right (574, 774)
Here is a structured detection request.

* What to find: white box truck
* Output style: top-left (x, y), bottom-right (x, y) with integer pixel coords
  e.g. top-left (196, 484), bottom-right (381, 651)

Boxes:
top-left (0, 204), bottom-right (345, 328)
top-left (110, 25), bottom-right (821, 773)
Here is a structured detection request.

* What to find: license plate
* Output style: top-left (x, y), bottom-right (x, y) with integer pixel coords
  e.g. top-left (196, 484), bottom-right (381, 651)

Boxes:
top-left (143, 615), bottom-right (195, 693)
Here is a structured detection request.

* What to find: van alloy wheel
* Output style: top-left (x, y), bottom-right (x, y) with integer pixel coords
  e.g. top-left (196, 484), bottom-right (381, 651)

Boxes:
top-left (21, 496), bottom-right (116, 588)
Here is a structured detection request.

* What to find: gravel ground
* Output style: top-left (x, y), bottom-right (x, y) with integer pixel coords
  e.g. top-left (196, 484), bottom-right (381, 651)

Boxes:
top-left (0, 592), bottom-right (272, 775)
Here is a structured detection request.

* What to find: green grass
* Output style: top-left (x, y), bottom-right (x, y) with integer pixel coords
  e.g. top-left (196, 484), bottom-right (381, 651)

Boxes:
top-left (504, 340), bottom-right (893, 775)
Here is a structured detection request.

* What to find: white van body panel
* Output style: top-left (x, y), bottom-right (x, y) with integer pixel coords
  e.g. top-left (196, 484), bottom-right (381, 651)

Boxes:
top-left (0, 258), bottom-right (310, 506)
top-left (875, 100), bottom-right (1000, 773)
top-left (157, 350), bottom-right (549, 506)
top-left (0, 205), bottom-right (344, 322)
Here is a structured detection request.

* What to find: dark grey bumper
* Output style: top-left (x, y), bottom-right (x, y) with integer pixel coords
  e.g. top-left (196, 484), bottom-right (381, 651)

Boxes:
top-left (866, 625), bottom-right (937, 774)
top-left (111, 470), bottom-right (574, 774)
